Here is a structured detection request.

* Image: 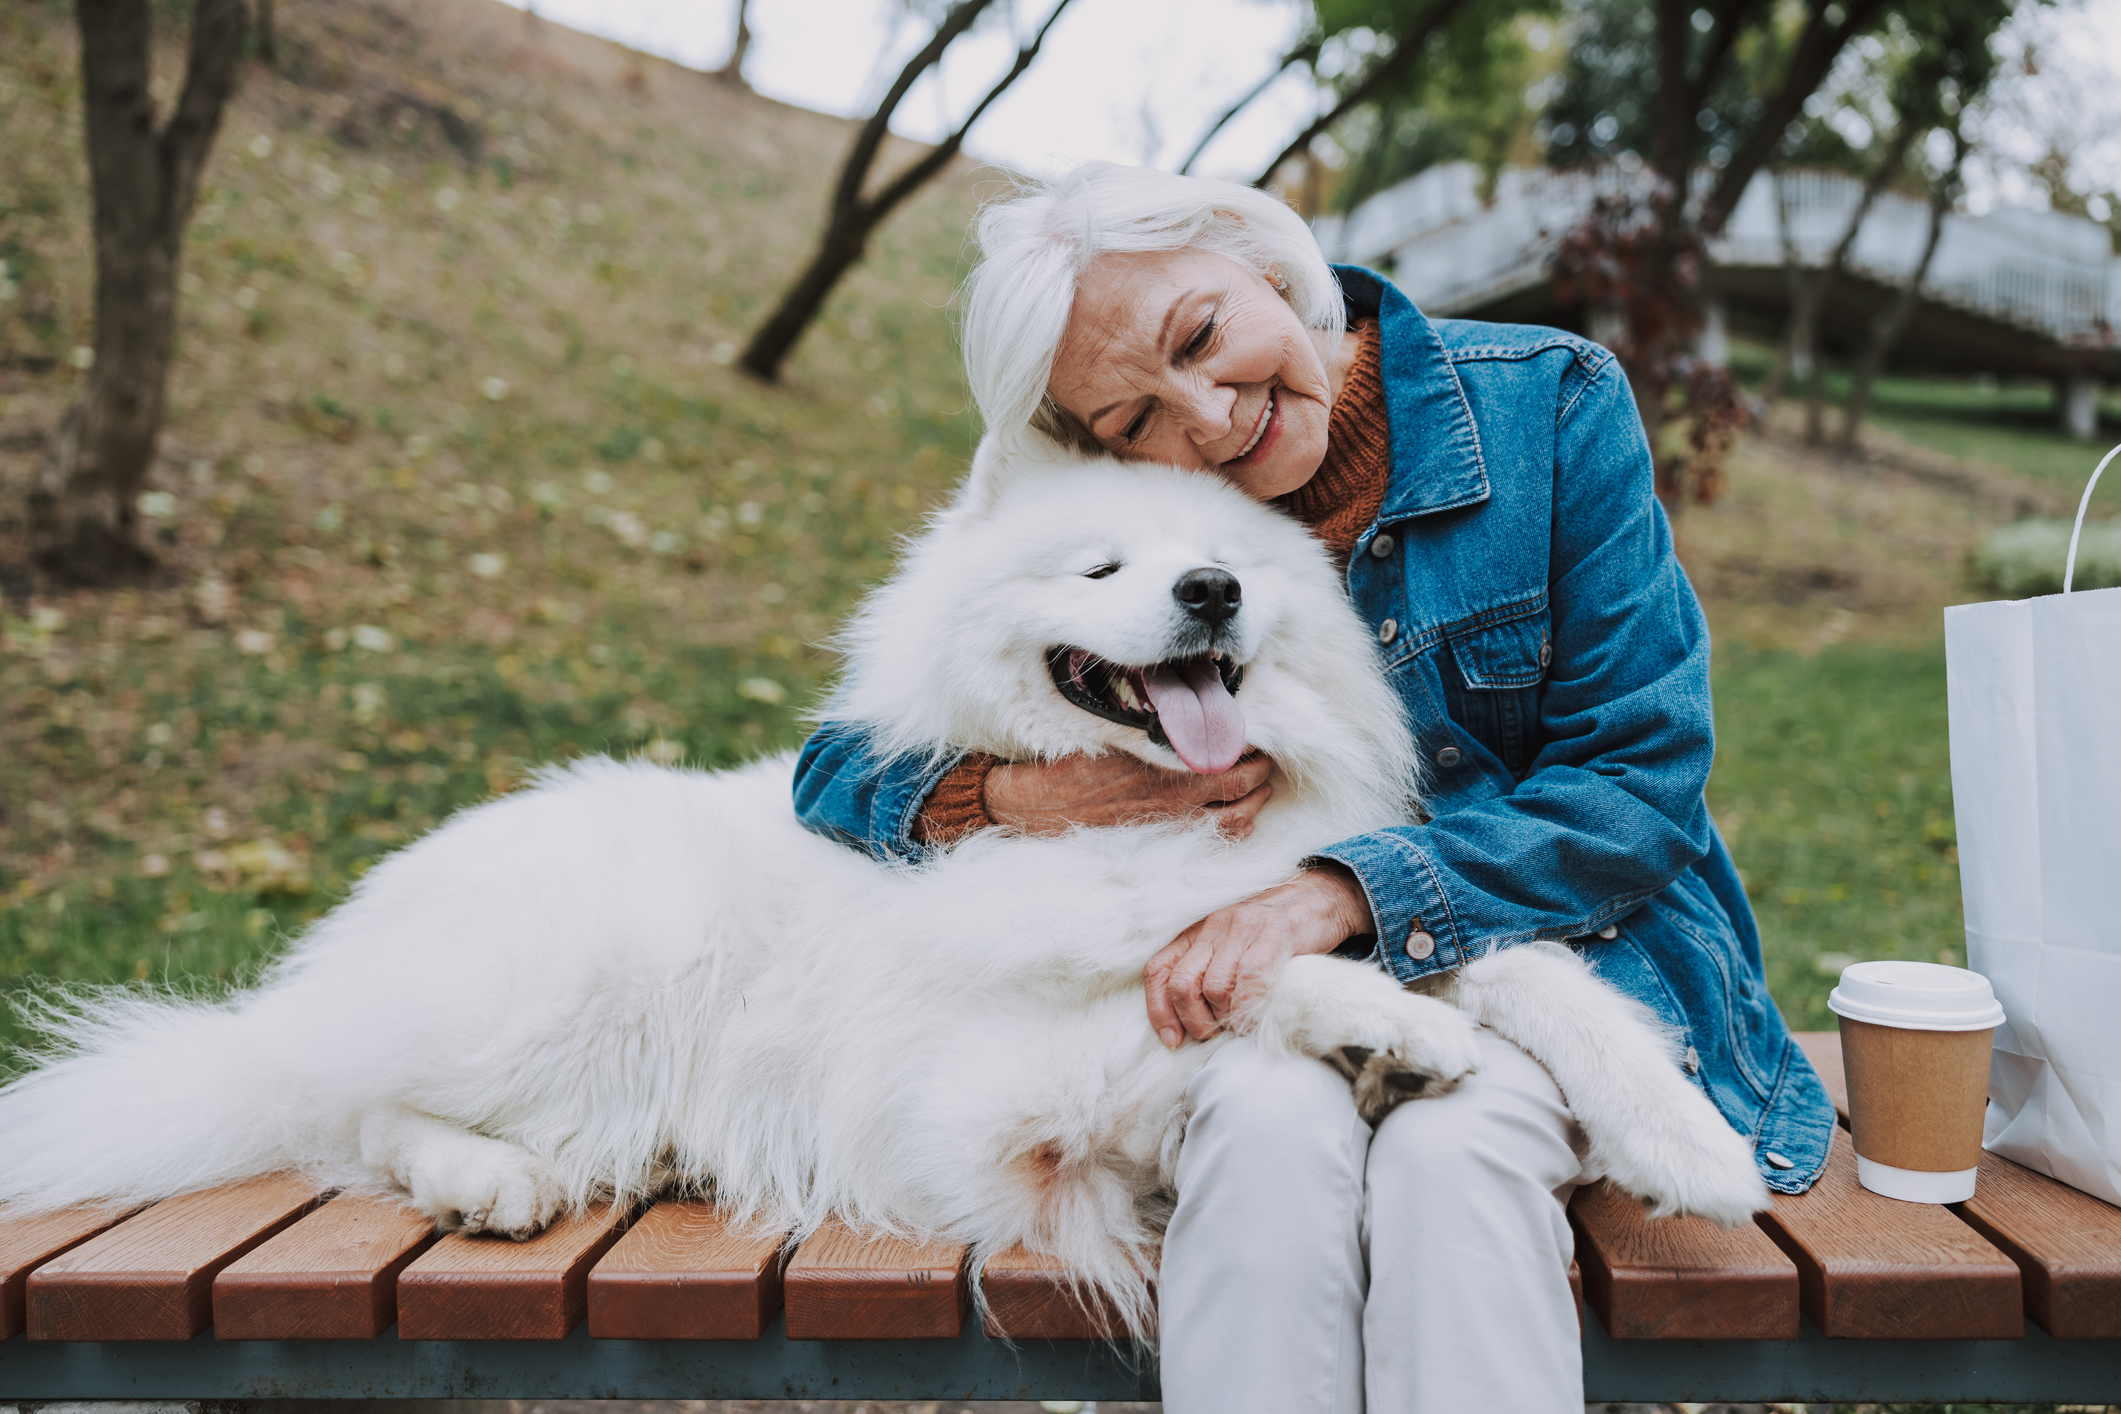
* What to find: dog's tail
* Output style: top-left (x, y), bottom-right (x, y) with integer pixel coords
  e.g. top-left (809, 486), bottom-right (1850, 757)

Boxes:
top-left (0, 980), bottom-right (335, 1211)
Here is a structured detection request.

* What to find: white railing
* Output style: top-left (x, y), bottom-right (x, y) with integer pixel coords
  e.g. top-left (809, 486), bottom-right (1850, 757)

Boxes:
top-left (1315, 163), bottom-right (2119, 346)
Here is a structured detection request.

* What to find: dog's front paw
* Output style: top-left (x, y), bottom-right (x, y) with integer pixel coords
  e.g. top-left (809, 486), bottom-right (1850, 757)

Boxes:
top-left (1323, 997), bottom-right (1481, 1126)
top-left (410, 1139), bottom-right (566, 1241)
top-left (1598, 1094), bottom-right (1773, 1228)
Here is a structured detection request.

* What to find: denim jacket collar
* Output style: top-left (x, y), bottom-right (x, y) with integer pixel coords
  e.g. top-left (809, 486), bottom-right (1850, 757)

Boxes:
top-left (1334, 265), bottom-right (1491, 524)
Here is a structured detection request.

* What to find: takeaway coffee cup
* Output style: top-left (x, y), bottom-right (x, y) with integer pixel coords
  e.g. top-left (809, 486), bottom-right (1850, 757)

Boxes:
top-left (1827, 960), bottom-right (2005, 1203)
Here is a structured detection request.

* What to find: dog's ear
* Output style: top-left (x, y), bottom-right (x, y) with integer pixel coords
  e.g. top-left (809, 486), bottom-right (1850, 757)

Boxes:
top-left (960, 434), bottom-right (1029, 517)
top-left (960, 433), bottom-right (1107, 518)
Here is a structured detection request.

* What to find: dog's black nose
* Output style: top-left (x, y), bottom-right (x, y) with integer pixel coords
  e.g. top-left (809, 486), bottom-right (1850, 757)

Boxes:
top-left (1174, 567), bottom-right (1242, 627)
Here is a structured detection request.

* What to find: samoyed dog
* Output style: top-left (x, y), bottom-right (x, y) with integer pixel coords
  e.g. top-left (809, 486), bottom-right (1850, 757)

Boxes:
top-left (0, 443), bottom-right (1766, 1332)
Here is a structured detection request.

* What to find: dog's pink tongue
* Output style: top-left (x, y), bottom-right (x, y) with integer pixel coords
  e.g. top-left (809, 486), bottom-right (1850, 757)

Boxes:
top-left (1142, 659), bottom-right (1247, 775)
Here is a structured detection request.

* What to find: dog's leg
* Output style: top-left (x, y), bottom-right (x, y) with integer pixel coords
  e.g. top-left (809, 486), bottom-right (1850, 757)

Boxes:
top-left (1242, 954), bottom-right (1483, 1126)
top-left (358, 1106), bottom-right (565, 1240)
top-left (1448, 942), bottom-right (1770, 1227)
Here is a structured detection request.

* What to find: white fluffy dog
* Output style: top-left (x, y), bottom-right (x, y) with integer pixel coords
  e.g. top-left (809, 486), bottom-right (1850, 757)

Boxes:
top-left (0, 445), bottom-right (1767, 1333)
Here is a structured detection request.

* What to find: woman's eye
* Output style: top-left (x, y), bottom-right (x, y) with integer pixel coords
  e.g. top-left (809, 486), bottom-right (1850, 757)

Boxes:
top-left (1183, 317), bottom-right (1216, 358)
top-left (1119, 410), bottom-right (1149, 444)
top-left (1084, 563), bottom-right (1120, 580)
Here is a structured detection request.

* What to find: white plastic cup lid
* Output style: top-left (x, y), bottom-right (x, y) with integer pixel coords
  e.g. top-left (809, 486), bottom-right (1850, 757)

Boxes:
top-left (1828, 960), bottom-right (2004, 1031)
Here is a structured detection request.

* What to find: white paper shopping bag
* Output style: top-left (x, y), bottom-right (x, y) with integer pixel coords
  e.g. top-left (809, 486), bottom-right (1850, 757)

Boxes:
top-left (1947, 443), bottom-right (2121, 1206)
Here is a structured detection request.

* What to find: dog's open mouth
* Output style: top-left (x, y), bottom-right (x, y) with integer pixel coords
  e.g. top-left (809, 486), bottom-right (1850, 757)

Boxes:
top-left (1046, 647), bottom-right (1247, 775)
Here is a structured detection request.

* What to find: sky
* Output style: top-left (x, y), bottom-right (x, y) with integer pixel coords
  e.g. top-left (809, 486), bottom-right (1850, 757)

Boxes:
top-left (502, 0), bottom-right (2121, 211)
top-left (504, 0), bottom-right (1317, 179)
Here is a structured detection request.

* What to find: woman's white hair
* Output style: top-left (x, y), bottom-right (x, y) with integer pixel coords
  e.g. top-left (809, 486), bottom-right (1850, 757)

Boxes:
top-left (960, 161), bottom-right (1344, 454)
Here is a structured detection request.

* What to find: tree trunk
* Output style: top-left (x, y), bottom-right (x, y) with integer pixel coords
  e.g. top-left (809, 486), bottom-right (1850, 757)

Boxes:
top-left (1761, 167), bottom-right (1807, 403)
top-left (1840, 135), bottom-right (1964, 449)
top-left (713, 0), bottom-right (750, 85)
top-left (30, 0), bottom-right (247, 585)
top-left (740, 227), bottom-right (867, 381)
top-left (255, 0), bottom-right (275, 65)
top-left (1799, 118), bottom-right (1921, 443)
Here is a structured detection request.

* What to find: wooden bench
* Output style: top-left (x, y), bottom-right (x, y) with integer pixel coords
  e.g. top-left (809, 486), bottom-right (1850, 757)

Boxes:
top-left (4, 1034), bottom-right (2119, 1403)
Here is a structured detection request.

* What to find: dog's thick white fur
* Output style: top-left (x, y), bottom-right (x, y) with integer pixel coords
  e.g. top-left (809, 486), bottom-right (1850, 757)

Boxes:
top-left (0, 445), bottom-right (1766, 1334)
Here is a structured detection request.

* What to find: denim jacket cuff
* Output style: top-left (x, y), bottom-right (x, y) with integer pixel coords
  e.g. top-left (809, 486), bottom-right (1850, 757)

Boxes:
top-left (1309, 831), bottom-right (1468, 982)
top-left (881, 753), bottom-right (969, 860)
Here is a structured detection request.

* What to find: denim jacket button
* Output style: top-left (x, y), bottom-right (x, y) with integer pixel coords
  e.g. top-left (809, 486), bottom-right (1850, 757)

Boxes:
top-left (1378, 618), bottom-right (1398, 644)
top-left (1368, 533), bottom-right (1396, 560)
top-left (1763, 1150), bottom-right (1795, 1170)
top-left (1682, 1045), bottom-right (1700, 1075)
top-left (1405, 928), bottom-right (1436, 960)
top-left (1434, 746), bottom-right (1463, 768)
top-left (1538, 635), bottom-right (1552, 669)
top-left (1597, 924), bottom-right (1619, 940)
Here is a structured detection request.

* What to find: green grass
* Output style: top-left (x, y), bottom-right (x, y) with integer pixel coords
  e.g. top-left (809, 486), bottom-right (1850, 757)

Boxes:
top-left (1710, 643), bottom-right (1963, 1032)
top-left (1860, 374), bottom-right (2121, 489)
top-left (1727, 337), bottom-right (2121, 488)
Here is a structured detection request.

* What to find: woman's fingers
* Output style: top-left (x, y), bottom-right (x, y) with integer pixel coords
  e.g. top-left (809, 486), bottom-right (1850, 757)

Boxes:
top-left (1203, 779), bottom-right (1273, 839)
top-left (1175, 751), bottom-right (1272, 805)
top-left (1143, 933), bottom-right (1192, 1048)
top-left (1166, 939), bottom-right (1223, 1041)
top-left (1198, 922), bottom-right (1251, 1020)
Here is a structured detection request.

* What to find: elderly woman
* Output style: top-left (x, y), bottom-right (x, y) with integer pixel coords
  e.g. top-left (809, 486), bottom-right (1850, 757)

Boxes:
top-left (793, 162), bottom-right (1834, 1412)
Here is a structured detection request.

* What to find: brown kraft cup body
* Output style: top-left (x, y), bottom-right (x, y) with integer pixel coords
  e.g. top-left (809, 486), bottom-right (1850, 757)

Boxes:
top-left (1839, 1016), bottom-right (1994, 1173)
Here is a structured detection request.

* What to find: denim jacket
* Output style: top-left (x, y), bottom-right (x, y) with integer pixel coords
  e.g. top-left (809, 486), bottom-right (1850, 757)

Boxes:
top-left (792, 266), bottom-right (1834, 1194)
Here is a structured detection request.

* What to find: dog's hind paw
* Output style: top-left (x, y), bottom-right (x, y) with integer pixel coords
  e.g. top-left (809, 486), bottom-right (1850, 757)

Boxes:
top-left (1596, 1102), bottom-right (1774, 1228)
top-left (410, 1137), bottom-right (566, 1241)
top-left (1322, 999), bottom-right (1481, 1126)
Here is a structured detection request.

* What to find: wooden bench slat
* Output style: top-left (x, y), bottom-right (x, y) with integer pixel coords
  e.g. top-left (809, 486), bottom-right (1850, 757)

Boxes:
top-left (1754, 1130), bottom-right (2022, 1338)
top-left (25, 1175), bottom-right (323, 1341)
top-left (1798, 1028), bottom-right (2121, 1338)
top-left (586, 1200), bottom-right (788, 1340)
top-left (394, 1203), bottom-right (626, 1341)
top-left (212, 1194), bottom-right (436, 1340)
top-left (1794, 1030), bottom-right (1850, 1121)
top-left (1568, 1179), bottom-right (1800, 1339)
top-left (783, 1218), bottom-right (966, 1339)
top-left (979, 1244), bottom-right (1149, 1341)
top-left (1956, 1150), bottom-right (2121, 1339)
top-left (0, 1205), bottom-right (143, 1340)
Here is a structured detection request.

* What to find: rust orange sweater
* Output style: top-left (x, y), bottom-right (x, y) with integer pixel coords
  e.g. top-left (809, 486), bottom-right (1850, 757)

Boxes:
top-left (914, 321), bottom-right (1389, 845)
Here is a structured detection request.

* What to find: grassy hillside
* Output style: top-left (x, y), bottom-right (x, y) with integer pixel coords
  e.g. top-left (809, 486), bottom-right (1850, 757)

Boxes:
top-left (0, 0), bottom-right (2078, 1055)
top-left (0, 0), bottom-right (986, 1050)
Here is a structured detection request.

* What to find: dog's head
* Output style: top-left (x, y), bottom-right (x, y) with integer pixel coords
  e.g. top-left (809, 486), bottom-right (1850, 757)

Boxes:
top-left (829, 440), bottom-right (1420, 829)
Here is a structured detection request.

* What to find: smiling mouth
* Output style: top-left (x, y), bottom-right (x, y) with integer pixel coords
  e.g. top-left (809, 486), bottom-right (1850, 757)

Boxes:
top-left (1046, 647), bottom-right (1248, 774)
top-left (1235, 390), bottom-right (1274, 459)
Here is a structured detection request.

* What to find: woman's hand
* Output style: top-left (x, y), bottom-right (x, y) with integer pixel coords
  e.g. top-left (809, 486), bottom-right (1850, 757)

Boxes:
top-left (983, 752), bottom-right (1274, 838)
top-left (1144, 864), bottom-right (1376, 1048)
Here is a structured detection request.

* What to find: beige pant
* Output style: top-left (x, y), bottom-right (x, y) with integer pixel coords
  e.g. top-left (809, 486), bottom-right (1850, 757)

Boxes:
top-left (1159, 1026), bottom-right (1588, 1414)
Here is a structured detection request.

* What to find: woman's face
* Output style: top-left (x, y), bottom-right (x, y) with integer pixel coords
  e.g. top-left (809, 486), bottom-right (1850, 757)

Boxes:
top-left (1047, 248), bottom-right (1333, 499)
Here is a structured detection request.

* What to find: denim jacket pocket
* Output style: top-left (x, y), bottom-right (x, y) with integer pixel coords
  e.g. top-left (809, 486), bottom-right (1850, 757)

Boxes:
top-left (1441, 601), bottom-right (1551, 777)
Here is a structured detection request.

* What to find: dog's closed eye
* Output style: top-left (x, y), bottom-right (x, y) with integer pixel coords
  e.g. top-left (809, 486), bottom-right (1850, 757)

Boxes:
top-left (1083, 562), bottom-right (1120, 580)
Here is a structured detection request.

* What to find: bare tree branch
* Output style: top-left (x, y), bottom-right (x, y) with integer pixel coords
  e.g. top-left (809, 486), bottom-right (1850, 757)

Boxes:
top-left (831, 0), bottom-right (995, 225)
top-left (868, 0), bottom-right (1073, 217)
top-left (1250, 0), bottom-right (1477, 189)
top-left (742, 0), bottom-right (1075, 381)
top-left (1699, 0), bottom-right (1894, 233)
top-left (1178, 40), bottom-right (1319, 176)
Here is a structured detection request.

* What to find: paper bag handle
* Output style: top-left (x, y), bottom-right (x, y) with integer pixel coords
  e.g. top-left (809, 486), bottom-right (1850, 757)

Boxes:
top-left (2065, 441), bottom-right (2121, 594)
